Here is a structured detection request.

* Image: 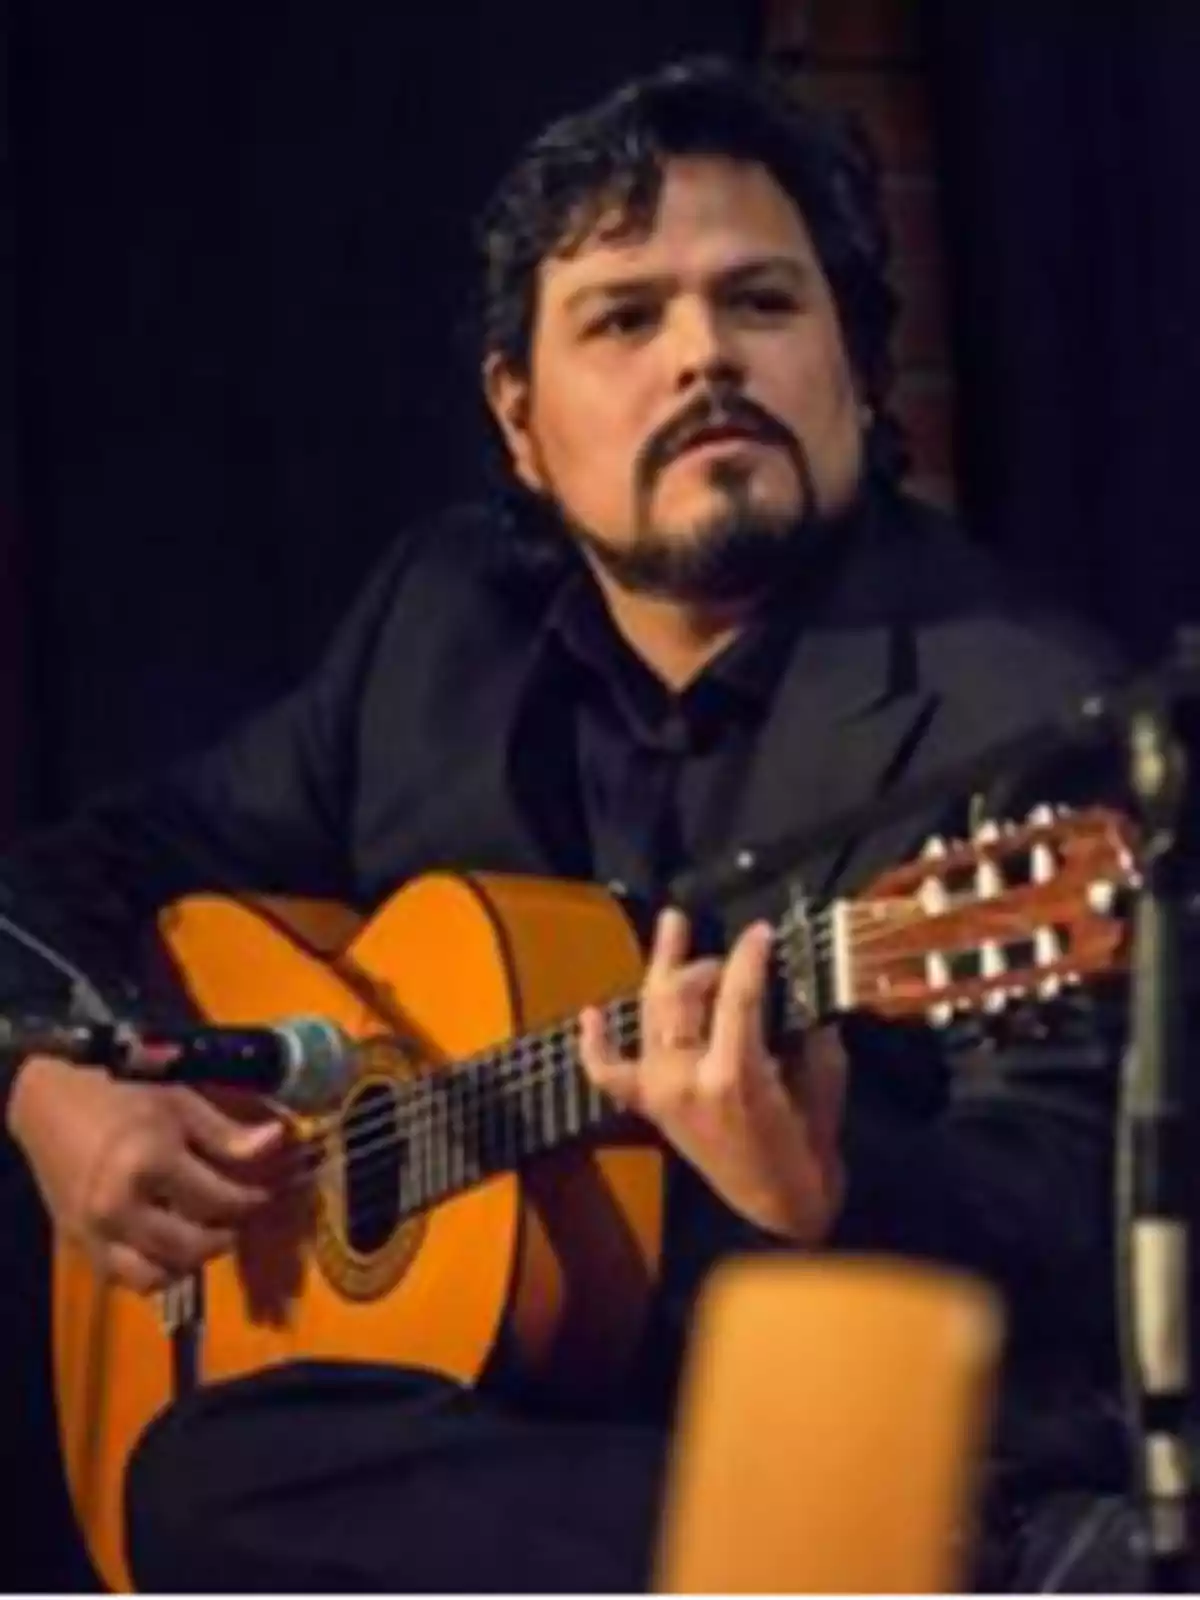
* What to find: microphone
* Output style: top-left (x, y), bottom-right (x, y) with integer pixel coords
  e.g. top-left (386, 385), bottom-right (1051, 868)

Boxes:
top-left (0, 1013), bottom-right (355, 1113)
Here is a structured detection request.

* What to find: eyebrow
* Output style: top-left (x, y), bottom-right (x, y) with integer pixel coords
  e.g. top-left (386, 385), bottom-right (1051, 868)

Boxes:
top-left (561, 255), bottom-right (813, 315)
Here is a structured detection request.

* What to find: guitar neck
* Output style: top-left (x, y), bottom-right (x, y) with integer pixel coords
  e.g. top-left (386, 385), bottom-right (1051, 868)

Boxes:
top-left (381, 805), bottom-right (1140, 1218)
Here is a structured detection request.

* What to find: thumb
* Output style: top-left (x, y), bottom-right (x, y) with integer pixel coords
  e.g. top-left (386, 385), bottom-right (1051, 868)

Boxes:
top-left (174, 1088), bottom-right (286, 1163)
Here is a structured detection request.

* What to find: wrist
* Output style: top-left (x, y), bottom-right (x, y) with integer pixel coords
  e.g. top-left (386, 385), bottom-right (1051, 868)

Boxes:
top-left (4, 1053), bottom-right (72, 1146)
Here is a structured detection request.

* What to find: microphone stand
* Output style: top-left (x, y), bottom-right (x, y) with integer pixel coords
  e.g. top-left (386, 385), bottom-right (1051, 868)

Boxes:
top-left (1120, 690), bottom-right (1197, 1590)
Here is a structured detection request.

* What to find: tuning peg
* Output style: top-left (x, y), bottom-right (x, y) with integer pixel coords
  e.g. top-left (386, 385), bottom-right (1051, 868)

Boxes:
top-left (922, 836), bottom-right (947, 858)
top-left (1027, 804), bottom-right (1055, 826)
top-left (1038, 975), bottom-right (1062, 1000)
top-left (1087, 881), bottom-right (1116, 913)
top-left (974, 820), bottom-right (1001, 844)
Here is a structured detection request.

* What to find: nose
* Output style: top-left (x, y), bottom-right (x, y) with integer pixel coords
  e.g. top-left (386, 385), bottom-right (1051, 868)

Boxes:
top-left (668, 298), bottom-right (745, 395)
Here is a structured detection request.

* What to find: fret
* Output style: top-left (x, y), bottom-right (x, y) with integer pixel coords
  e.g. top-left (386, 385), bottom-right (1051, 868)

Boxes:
top-left (485, 1056), bottom-right (507, 1174)
top-left (448, 1069), bottom-right (464, 1191)
top-left (563, 1030), bottom-right (582, 1135)
top-left (416, 1094), bottom-right (431, 1211)
top-left (428, 1077), bottom-right (446, 1204)
top-left (519, 1039), bottom-right (535, 1154)
top-left (460, 1057), bottom-right (485, 1187)
top-left (507, 1050), bottom-right (528, 1161)
top-left (541, 1035), bottom-right (558, 1145)
top-left (496, 1056), bottom-right (513, 1167)
top-left (521, 1049), bottom-right (537, 1152)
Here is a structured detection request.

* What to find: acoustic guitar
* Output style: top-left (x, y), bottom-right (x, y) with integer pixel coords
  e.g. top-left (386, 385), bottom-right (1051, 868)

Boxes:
top-left (52, 805), bottom-right (1140, 1590)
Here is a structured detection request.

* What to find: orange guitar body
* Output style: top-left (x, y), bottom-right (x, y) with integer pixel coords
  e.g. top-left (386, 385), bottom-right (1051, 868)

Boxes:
top-left (51, 872), bottom-right (664, 1592)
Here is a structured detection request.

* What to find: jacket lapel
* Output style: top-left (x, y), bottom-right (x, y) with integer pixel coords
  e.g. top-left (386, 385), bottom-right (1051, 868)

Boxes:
top-left (685, 512), bottom-right (948, 929)
top-left (707, 624), bottom-right (938, 925)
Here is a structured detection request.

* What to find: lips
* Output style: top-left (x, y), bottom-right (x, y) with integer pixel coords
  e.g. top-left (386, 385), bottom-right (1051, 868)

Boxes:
top-left (675, 425), bottom-right (766, 456)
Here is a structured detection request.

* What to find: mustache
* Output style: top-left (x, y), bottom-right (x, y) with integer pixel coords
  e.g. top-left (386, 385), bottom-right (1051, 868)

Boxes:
top-left (637, 390), bottom-right (802, 490)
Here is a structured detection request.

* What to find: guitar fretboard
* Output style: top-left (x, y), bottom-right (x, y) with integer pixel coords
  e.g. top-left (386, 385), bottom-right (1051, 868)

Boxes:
top-left (341, 905), bottom-right (837, 1222)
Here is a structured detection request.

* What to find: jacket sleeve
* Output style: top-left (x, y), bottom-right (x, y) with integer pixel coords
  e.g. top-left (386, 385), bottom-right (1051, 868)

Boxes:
top-left (0, 530), bottom-right (418, 1118)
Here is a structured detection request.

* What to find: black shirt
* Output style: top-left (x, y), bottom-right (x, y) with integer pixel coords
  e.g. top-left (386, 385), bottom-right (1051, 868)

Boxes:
top-left (548, 567), bottom-right (795, 913)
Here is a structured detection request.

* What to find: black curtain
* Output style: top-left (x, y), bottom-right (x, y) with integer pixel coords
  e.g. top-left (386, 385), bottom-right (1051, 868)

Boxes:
top-left (9, 0), bottom-right (758, 833)
top-left (923, 0), bottom-right (1200, 665)
top-left (0, 5), bottom-right (757, 1589)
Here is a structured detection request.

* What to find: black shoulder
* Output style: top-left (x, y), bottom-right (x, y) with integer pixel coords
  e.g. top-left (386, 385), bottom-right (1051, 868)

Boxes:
top-left (374, 498), bottom-right (559, 618)
top-left (879, 493), bottom-right (1131, 820)
top-left (886, 491), bottom-right (1128, 699)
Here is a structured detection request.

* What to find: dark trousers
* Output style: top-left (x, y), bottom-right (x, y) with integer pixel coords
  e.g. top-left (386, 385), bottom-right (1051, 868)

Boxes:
top-left (126, 1364), bottom-right (668, 1593)
top-left (125, 1361), bottom-right (1149, 1594)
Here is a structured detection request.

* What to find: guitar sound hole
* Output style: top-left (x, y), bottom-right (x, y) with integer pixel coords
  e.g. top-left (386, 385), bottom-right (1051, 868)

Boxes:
top-left (343, 1082), bottom-right (404, 1254)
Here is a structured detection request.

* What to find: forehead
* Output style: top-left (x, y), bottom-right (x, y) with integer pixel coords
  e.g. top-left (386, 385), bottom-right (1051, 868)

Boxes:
top-left (538, 156), bottom-right (822, 304)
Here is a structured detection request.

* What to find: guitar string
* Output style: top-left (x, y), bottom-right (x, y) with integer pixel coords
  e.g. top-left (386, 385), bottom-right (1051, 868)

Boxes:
top-left (263, 908), bottom-right (846, 1190)
top-left (283, 1006), bottom-right (645, 1231)
top-left (289, 944), bottom-right (1094, 1244)
top-left (267, 896), bottom-right (1056, 1196)
top-left (277, 884), bottom-right (1051, 1182)
top-left (268, 894), bottom-right (1050, 1204)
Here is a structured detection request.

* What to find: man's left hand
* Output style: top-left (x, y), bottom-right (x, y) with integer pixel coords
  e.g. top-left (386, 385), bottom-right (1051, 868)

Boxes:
top-left (578, 907), bottom-right (847, 1245)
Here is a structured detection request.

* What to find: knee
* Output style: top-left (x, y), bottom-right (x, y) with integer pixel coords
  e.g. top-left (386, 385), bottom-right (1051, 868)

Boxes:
top-left (123, 1408), bottom-right (215, 1592)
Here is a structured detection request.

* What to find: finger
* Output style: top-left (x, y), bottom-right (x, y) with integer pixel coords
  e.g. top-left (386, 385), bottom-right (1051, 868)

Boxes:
top-left (644, 957), bottom-right (723, 1049)
top-left (124, 1202), bottom-right (235, 1276)
top-left (99, 1242), bottom-right (170, 1295)
top-left (705, 921), bottom-right (774, 1087)
top-left (161, 1148), bottom-right (272, 1225)
top-left (645, 907), bottom-right (691, 984)
top-left (577, 1006), bottom-right (641, 1110)
top-left (173, 1088), bottom-right (285, 1165)
top-left (643, 911), bottom-right (690, 1054)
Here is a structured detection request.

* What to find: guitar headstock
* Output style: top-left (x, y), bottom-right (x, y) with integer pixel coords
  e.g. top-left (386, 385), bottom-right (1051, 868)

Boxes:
top-left (840, 804), bottom-right (1140, 1029)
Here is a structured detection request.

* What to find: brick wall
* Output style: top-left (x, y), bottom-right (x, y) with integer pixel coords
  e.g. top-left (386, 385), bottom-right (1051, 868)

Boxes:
top-left (763, 0), bottom-right (956, 509)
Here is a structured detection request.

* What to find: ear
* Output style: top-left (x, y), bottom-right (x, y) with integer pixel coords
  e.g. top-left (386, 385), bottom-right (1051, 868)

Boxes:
top-left (483, 352), bottom-right (546, 494)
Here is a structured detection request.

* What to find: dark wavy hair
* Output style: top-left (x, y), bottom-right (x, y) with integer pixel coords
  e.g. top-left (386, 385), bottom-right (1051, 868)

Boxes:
top-left (471, 55), bottom-right (907, 584)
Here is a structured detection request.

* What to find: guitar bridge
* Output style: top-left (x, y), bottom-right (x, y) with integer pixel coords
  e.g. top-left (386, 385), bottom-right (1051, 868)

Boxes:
top-left (156, 1272), bottom-right (204, 1395)
top-left (156, 1274), bottom-right (200, 1335)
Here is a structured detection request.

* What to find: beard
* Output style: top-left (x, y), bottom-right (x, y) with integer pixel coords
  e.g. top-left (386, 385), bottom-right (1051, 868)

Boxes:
top-left (557, 457), bottom-right (814, 604)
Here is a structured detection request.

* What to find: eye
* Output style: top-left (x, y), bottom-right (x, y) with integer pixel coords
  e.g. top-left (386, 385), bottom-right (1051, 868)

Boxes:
top-left (732, 286), bottom-right (800, 317)
top-left (588, 302), bottom-right (659, 339)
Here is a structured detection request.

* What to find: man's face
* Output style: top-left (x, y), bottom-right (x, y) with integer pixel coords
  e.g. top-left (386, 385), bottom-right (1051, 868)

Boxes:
top-left (486, 155), bottom-right (867, 602)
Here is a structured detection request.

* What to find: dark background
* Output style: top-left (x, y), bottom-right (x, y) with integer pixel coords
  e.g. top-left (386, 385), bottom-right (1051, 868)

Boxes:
top-left (3, 0), bottom-right (1200, 1587)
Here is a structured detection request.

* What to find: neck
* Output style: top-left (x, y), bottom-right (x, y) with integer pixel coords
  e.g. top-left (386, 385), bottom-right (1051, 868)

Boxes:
top-left (588, 568), bottom-right (754, 690)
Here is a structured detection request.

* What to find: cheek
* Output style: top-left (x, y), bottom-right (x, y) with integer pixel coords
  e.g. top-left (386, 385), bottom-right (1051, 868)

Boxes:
top-left (775, 326), bottom-right (857, 423)
top-left (529, 359), bottom-right (650, 502)
top-left (771, 333), bottom-right (861, 454)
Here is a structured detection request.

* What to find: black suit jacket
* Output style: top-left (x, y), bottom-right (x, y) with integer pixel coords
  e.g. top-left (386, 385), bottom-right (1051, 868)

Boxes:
top-left (0, 485), bottom-right (1131, 1472)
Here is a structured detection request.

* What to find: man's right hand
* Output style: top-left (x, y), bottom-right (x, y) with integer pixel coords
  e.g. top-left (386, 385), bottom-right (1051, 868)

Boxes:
top-left (6, 1054), bottom-right (284, 1293)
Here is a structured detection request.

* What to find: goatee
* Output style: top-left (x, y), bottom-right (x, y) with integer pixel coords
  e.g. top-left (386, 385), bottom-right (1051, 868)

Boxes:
top-left (564, 464), bottom-right (813, 604)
